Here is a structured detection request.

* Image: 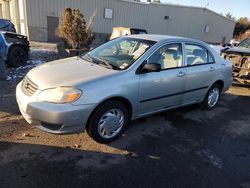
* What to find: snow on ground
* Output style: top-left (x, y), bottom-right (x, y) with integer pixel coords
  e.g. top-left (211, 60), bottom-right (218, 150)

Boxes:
top-left (6, 45), bottom-right (61, 81)
top-left (6, 59), bottom-right (44, 81)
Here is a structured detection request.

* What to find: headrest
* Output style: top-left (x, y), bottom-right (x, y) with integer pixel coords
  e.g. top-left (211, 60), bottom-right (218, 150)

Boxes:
top-left (165, 49), bottom-right (178, 59)
top-left (193, 49), bottom-right (206, 57)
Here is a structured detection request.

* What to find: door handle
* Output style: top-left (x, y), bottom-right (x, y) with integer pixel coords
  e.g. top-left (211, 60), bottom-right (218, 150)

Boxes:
top-left (209, 67), bottom-right (215, 71)
top-left (177, 71), bottom-right (186, 77)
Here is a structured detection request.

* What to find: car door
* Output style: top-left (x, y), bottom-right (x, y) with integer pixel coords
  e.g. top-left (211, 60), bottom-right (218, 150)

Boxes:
top-left (183, 43), bottom-right (217, 104)
top-left (138, 43), bottom-right (187, 115)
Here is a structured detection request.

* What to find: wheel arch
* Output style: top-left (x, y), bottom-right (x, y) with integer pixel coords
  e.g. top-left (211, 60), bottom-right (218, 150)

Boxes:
top-left (212, 80), bottom-right (224, 91)
top-left (7, 44), bottom-right (29, 59)
top-left (6, 44), bottom-right (29, 67)
top-left (202, 80), bottom-right (224, 103)
top-left (86, 96), bottom-right (133, 130)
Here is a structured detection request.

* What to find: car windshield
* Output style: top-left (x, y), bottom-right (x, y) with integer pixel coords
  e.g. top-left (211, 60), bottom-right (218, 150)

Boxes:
top-left (83, 37), bottom-right (156, 70)
top-left (238, 38), bottom-right (250, 49)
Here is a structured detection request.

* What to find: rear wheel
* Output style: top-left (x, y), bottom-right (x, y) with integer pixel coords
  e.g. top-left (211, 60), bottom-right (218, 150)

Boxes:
top-left (7, 46), bottom-right (28, 67)
top-left (201, 83), bottom-right (222, 110)
top-left (86, 101), bottom-right (129, 143)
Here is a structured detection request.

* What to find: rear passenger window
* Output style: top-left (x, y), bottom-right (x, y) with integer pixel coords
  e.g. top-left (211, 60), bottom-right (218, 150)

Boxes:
top-left (185, 44), bottom-right (214, 66)
top-left (148, 43), bottom-right (183, 70)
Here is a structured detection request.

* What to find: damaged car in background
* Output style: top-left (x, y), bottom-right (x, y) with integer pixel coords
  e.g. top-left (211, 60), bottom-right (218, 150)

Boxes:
top-left (222, 38), bottom-right (250, 84)
top-left (0, 31), bottom-right (29, 67)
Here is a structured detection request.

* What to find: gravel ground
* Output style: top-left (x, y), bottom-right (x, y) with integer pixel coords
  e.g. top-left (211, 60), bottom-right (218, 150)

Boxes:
top-left (0, 46), bottom-right (250, 187)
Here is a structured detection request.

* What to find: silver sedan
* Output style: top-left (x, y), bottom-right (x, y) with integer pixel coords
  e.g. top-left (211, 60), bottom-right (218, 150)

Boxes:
top-left (16, 35), bottom-right (233, 143)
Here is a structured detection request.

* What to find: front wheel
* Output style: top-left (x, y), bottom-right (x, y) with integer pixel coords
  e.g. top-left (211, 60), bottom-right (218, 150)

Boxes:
top-left (201, 84), bottom-right (222, 110)
top-left (86, 101), bottom-right (129, 143)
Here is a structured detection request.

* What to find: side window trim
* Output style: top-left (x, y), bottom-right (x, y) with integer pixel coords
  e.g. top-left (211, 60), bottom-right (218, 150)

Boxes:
top-left (185, 62), bottom-right (215, 67)
top-left (146, 42), bottom-right (184, 71)
top-left (184, 42), bottom-right (215, 67)
top-left (207, 49), bottom-right (215, 63)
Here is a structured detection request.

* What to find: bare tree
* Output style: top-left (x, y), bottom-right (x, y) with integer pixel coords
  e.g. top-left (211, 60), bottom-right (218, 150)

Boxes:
top-left (70, 9), bottom-right (87, 49)
top-left (86, 9), bottom-right (97, 46)
top-left (57, 8), bottom-right (74, 44)
top-left (234, 17), bottom-right (250, 37)
top-left (225, 12), bottom-right (236, 21)
top-left (58, 8), bottom-right (97, 49)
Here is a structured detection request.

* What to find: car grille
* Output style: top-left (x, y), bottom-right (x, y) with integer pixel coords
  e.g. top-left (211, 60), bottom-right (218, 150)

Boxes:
top-left (21, 76), bottom-right (38, 96)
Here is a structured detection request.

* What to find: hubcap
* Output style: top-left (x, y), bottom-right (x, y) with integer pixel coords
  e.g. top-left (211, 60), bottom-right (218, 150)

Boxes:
top-left (208, 88), bottom-right (220, 108)
top-left (98, 109), bottom-right (125, 139)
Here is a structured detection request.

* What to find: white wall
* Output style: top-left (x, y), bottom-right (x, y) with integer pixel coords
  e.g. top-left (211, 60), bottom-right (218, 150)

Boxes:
top-left (25, 0), bottom-right (235, 43)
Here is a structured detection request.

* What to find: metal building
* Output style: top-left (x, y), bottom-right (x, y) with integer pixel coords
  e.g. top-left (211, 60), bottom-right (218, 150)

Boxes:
top-left (0, 0), bottom-right (235, 43)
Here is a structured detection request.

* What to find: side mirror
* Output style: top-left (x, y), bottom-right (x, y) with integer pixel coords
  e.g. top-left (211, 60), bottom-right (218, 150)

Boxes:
top-left (140, 63), bottom-right (161, 73)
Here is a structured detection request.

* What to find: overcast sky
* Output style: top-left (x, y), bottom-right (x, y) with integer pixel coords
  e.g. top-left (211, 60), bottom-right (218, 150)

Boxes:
top-left (152, 0), bottom-right (250, 19)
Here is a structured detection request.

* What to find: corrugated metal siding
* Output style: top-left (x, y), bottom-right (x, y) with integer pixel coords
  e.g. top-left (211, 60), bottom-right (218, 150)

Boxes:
top-left (25, 0), bottom-right (235, 43)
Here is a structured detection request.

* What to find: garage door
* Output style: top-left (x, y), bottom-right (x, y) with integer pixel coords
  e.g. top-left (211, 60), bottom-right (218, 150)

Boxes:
top-left (47, 16), bottom-right (60, 42)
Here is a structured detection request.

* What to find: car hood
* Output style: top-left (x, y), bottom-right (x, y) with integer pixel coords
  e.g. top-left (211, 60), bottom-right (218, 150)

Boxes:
top-left (223, 47), bottom-right (250, 56)
top-left (27, 56), bottom-right (117, 89)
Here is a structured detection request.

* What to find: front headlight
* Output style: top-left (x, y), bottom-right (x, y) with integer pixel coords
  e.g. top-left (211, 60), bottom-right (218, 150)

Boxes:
top-left (37, 87), bottom-right (82, 103)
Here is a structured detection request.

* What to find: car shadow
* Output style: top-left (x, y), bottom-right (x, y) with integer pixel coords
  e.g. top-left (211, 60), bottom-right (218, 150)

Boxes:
top-left (0, 141), bottom-right (131, 187)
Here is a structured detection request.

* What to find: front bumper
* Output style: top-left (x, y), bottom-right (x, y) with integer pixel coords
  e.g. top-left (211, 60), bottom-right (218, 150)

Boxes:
top-left (16, 82), bottom-right (95, 134)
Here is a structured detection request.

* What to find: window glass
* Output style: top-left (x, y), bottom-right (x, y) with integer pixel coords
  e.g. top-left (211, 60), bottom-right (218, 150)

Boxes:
top-left (3, 20), bottom-right (10, 27)
top-left (88, 38), bottom-right (156, 70)
top-left (238, 38), bottom-right (250, 49)
top-left (186, 44), bottom-right (209, 66)
top-left (0, 20), bottom-right (6, 28)
top-left (148, 43), bottom-right (183, 69)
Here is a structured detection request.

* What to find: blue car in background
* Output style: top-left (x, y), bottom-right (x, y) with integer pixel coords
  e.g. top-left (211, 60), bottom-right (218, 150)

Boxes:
top-left (0, 31), bottom-right (29, 67)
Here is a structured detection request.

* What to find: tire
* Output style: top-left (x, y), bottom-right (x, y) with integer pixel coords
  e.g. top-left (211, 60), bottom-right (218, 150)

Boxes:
top-left (7, 46), bottom-right (28, 67)
top-left (201, 83), bottom-right (222, 110)
top-left (86, 101), bottom-right (129, 143)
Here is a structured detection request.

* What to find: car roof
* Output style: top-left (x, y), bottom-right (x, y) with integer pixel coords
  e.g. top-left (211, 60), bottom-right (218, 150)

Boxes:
top-left (125, 34), bottom-right (212, 49)
top-left (125, 34), bottom-right (189, 42)
top-left (0, 19), bottom-right (11, 22)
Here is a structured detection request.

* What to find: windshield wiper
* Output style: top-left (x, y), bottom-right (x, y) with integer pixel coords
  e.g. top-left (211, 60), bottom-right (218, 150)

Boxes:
top-left (80, 54), bottom-right (97, 64)
top-left (96, 57), bottom-right (114, 69)
top-left (81, 54), bottom-right (118, 70)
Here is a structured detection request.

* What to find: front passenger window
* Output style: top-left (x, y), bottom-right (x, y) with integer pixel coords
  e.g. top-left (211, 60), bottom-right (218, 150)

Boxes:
top-left (148, 43), bottom-right (183, 70)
